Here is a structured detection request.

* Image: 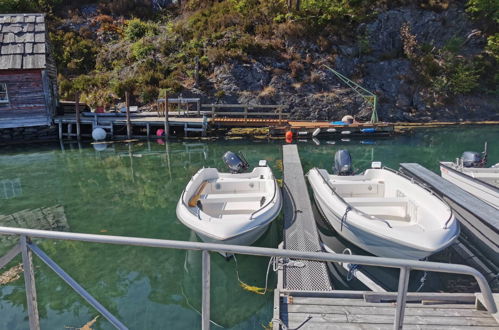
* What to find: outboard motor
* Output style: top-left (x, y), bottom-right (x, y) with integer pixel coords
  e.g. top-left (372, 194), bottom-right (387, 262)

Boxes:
top-left (333, 150), bottom-right (353, 176)
top-left (461, 151), bottom-right (485, 168)
top-left (223, 151), bottom-right (249, 173)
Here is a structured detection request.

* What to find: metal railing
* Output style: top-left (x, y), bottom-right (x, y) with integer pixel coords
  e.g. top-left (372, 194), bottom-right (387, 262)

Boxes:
top-left (0, 226), bottom-right (496, 330)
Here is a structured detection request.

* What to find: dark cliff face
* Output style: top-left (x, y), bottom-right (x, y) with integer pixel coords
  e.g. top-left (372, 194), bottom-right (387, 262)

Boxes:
top-left (197, 6), bottom-right (497, 122)
top-left (50, 1), bottom-right (498, 122)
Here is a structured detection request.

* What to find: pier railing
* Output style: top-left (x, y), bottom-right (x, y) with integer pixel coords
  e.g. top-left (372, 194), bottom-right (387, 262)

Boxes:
top-left (0, 226), bottom-right (496, 330)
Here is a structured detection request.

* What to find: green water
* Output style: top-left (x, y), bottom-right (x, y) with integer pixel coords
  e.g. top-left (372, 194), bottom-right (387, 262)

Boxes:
top-left (0, 126), bottom-right (498, 329)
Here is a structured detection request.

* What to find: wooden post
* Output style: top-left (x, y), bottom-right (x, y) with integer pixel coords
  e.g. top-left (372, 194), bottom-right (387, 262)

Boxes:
top-left (164, 97), bottom-right (169, 140)
top-left (75, 92), bottom-right (81, 140)
top-left (194, 56), bottom-right (200, 87)
top-left (125, 91), bottom-right (131, 139)
top-left (58, 120), bottom-right (62, 140)
top-left (211, 105), bottom-right (216, 119)
top-left (278, 107), bottom-right (283, 124)
top-left (20, 236), bottom-right (40, 330)
top-left (244, 104), bottom-right (248, 123)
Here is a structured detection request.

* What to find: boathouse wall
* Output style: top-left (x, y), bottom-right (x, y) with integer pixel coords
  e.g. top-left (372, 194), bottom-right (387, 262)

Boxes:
top-left (0, 69), bottom-right (52, 128)
top-left (0, 13), bottom-right (58, 131)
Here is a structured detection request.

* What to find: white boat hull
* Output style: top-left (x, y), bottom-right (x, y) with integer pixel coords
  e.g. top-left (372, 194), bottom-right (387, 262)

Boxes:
top-left (440, 162), bottom-right (499, 209)
top-left (177, 165), bottom-right (282, 256)
top-left (308, 168), bottom-right (459, 260)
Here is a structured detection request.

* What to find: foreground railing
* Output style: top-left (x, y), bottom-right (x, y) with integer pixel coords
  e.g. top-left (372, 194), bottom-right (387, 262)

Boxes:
top-left (0, 226), bottom-right (496, 330)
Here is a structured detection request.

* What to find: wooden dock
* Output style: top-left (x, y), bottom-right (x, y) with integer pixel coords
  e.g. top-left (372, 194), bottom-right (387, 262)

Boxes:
top-left (55, 114), bottom-right (208, 138)
top-left (53, 102), bottom-right (395, 140)
top-left (274, 147), bottom-right (499, 330)
top-left (278, 292), bottom-right (499, 329)
top-left (400, 163), bottom-right (499, 285)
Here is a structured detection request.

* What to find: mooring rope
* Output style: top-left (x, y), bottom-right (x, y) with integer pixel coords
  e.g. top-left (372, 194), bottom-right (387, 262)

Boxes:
top-left (341, 206), bottom-right (352, 231)
top-left (233, 254), bottom-right (276, 295)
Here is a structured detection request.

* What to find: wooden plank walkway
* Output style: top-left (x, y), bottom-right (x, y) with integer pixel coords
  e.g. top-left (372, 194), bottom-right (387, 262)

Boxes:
top-left (279, 294), bottom-right (499, 329)
top-left (281, 145), bottom-right (332, 291)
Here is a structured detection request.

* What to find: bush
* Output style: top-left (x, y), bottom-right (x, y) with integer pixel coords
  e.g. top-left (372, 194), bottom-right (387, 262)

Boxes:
top-left (50, 30), bottom-right (98, 76)
top-left (131, 40), bottom-right (155, 60)
top-left (466, 0), bottom-right (499, 25)
top-left (124, 18), bottom-right (158, 41)
top-left (447, 61), bottom-right (481, 94)
top-left (485, 33), bottom-right (499, 60)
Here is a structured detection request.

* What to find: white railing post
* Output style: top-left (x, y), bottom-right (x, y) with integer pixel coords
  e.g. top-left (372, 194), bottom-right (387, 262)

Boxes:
top-left (394, 266), bottom-right (411, 330)
top-left (20, 236), bottom-right (40, 330)
top-left (202, 250), bottom-right (211, 330)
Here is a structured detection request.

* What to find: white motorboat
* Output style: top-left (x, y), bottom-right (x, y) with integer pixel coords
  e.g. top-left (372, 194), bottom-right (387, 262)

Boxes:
top-left (176, 152), bottom-right (282, 256)
top-left (307, 150), bottom-right (459, 260)
top-left (440, 143), bottom-right (499, 209)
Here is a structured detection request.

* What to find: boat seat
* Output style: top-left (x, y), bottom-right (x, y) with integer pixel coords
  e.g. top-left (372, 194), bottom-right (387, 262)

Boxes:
top-left (331, 181), bottom-right (384, 197)
top-left (344, 197), bottom-right (408, 206)
top-left (203, 181), bottom-right (266, 194)
top-left (199, 200), bottom-right (261, 217)
top-left (344, 197), bottom-right (412, 222)
top-left (201, 192), bottom-right (264, 201)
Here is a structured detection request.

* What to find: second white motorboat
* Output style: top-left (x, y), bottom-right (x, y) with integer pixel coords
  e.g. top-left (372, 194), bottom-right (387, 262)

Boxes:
top-left (440, 143), bottom-right (499, 209)
top-left (308, 150), bottom-right (459, 260)
top-left (176, 152), bottom-right (282, 256)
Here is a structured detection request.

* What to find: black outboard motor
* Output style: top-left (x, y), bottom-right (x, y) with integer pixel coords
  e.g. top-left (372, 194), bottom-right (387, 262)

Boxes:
top-left (334, 150), bottom-right (353, 176)
top-left (223, 151), bottom-right (249, 173)
top-left (461, 151), bottom-right (485, 168)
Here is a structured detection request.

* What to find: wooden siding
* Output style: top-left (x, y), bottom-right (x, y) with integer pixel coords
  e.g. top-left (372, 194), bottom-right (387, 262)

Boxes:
top-left (0, 69), bottom-right (50, 128)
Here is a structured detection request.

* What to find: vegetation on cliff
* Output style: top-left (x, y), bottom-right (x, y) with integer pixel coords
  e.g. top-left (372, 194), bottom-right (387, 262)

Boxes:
top-left (1, 0), bottom-right (497, 119)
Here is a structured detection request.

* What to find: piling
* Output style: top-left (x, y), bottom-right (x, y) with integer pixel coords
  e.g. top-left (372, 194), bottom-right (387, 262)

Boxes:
top-left (164, 97), bottom-right (169, 139)
top-left (75, 92), bottom-right (81, 140)
top-left (125, 92), bottom-right (131, 139)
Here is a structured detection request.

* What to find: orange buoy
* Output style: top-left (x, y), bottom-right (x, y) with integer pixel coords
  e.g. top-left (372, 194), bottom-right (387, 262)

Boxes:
top-left (285, 130), bottom-right (293, 143)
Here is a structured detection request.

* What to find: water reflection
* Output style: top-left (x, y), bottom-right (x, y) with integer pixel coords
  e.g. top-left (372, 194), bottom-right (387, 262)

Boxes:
top-left (0, 178), bottom-right (22, 200)
top-left (0, 126), bottom-right (498, 328)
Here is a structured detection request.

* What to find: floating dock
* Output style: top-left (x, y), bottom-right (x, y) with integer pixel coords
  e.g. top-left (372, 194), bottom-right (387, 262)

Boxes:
top-left (281, 145), bottom-right (332, 291)
top-left (274, 147), bottom-right (499, 329)
top-left (400, 163), bottom-right (499, 285)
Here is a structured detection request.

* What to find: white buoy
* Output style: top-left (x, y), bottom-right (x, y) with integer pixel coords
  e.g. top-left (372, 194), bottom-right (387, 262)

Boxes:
top-left (342, 115), bottom-right (354, 123)
top-left (341, 130), bottom-right (352, 135)
top-left (92, 127), bottom-right (107, 141)
top-left (327, 128), bottom-right (336, 133)
top-left (312, 128), bottom-right (321, 137)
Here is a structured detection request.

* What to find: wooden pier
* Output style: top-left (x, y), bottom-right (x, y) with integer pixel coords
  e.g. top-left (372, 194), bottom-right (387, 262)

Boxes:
top-left (274, 146), bottom-right (499, 330)
top-left (53, 102), bottom-right (395, 140)
top-left (55, 114), bottom-right (209, 139)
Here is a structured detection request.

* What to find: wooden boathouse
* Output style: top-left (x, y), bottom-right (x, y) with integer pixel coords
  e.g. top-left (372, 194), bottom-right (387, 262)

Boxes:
top-left (0, 13), bottom-right (57, 129)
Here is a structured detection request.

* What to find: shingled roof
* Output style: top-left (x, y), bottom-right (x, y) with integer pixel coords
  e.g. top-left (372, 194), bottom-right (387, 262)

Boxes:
top-left (0, 13), bottom-right (47, 70)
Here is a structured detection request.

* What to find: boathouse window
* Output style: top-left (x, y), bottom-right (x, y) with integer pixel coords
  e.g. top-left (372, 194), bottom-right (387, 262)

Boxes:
top-left (0, 83), bottom-right (8, 103)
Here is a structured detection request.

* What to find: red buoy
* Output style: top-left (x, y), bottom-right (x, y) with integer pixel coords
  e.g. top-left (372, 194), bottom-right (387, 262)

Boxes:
top-left (285, 130), bottom-right (293, 143)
